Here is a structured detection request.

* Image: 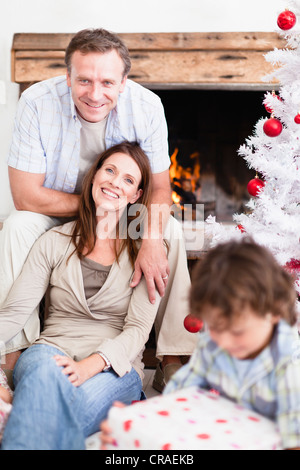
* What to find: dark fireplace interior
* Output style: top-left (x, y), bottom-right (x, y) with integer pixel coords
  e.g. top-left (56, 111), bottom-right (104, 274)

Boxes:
top-left (154, 89), bottom-right (266, 222)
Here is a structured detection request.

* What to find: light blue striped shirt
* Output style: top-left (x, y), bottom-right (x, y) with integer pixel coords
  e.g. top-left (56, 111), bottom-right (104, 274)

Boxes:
top-left (8, 76), bottom-right (170, 193)
top-left (165, 320), bottom-right (300, 449)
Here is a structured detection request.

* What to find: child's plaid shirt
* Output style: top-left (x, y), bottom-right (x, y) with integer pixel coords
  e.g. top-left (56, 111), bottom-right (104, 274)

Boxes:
top-left (165, 320), bottom-right (300, 449)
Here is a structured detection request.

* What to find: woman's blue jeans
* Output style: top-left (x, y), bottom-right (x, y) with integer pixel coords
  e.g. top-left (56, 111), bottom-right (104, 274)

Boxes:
top-left (1, 344), bottom-right (143, 450)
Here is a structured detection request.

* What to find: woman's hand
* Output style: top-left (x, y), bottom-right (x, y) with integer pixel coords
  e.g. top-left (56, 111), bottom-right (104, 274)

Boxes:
top-left (53, 353), bottom-right (106, 387)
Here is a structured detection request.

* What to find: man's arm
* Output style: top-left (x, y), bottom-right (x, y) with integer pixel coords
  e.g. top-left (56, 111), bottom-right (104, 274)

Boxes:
top-left (130, 169), bottom-right (172, 303)
top-left (9, 167), bottom-right (80, 218)
top-left (148, 169), bottom-right (172, 235)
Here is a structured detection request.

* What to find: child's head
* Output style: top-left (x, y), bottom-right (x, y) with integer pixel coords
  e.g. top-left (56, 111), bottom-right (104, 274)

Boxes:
top-left (190, 238), bottom-right (297, 359)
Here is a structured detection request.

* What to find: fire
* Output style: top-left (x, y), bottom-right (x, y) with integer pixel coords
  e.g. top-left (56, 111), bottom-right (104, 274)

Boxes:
top-left (169, 147), bottom-right (201, 205)
top-left (169, 148), bottom-right (180, 182)
top-left (172, 192), bottom-right (181, 204)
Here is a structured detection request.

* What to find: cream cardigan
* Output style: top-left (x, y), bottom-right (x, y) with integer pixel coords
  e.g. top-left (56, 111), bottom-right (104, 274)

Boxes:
top-left (0, 222), bottom-right (161, 380)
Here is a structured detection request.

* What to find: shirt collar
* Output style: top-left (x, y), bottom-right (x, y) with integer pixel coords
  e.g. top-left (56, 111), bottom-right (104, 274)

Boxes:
top-left (67, 87), bottom-right (78, 122)
top-left (70, 97), bottom-right (78, 122)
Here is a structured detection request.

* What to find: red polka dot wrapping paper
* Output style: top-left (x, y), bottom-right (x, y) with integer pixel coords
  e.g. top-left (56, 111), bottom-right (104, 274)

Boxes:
top-left (106, 387), bottom-right (282, 450)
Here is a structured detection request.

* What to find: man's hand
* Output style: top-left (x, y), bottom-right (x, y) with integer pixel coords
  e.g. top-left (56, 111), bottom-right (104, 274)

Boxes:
top-left (131, 169), bottom-right (171, 303)
top-left (130, 238), bottom-right (170, 304)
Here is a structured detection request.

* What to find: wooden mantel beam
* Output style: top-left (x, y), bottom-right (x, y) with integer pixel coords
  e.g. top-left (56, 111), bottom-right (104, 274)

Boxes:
top-left (11, 32), bottom-right (284, 90)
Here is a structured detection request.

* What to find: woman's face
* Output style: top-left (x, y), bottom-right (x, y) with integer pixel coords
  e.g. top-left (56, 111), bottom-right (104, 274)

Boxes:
top-left (92, 152), bottom-right (143, 214)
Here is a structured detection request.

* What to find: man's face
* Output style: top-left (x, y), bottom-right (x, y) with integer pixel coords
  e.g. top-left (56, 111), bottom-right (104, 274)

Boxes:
top-left (66, 49), bottom-right (127, 123)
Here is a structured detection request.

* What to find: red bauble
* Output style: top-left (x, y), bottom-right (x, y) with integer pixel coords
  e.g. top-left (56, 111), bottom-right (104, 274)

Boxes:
top-left (295, 114), bottom-right (300, 124)
top-left (264, 102), bottom-right (273, 114)
top-left (183, 314), bottom-right (203, 333)
top-left (237, 224), bottom-right (245, 233)
top-left (263, 118), bottom-right (282, 137)
top-left (285, 258), bottom-right (300, 273)
top-left (277, 10), bottom-right (297, 30)
top-left (264, 93), bottom-right (282, 114)
top-left (247, 177), bottom-right (264, 197)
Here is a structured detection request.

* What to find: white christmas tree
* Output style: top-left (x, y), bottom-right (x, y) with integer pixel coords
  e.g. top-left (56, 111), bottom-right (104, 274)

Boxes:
top-left (206, 0), bottom-right (300, 295)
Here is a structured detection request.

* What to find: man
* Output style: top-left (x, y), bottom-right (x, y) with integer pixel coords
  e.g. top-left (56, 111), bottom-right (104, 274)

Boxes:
top-left (0, 29), bottom-right (197, 391)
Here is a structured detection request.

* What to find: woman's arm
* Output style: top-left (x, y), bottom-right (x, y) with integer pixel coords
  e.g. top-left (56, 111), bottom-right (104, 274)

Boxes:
top-left (52, 278), bottom-right (160, 386)
top-left (0, 230), bottom-right (59, 346)
top-left (96, 276), bottom-right (161, 378)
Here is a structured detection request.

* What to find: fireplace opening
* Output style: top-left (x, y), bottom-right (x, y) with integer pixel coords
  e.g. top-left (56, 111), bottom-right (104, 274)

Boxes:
top-left (154, 89), bottom-right (266, 222)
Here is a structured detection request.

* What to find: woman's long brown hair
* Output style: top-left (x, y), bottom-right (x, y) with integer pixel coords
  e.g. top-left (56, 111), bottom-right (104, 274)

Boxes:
top-left (70, 141), bottom-right (152, 267)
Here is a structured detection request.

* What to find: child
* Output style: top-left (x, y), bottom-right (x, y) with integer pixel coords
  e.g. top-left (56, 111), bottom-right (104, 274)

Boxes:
top-left (164, 238), bottom-right (300, 450)
top-left (0, 368), bottom-right (13, 443)
top-left (101, 238), bottom-right (300, 450)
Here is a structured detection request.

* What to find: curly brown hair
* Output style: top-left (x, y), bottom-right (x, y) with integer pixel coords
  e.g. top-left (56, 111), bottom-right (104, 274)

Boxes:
top-left (190, 238), bottom-right (297, 326)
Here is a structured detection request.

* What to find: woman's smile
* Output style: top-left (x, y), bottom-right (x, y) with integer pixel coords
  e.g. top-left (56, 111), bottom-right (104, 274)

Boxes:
top-left (101, 188), bottom-right (120, 199)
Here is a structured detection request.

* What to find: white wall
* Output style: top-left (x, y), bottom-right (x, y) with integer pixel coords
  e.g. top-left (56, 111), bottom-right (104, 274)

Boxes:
top-left (0, 0), bottom-right (286, 220)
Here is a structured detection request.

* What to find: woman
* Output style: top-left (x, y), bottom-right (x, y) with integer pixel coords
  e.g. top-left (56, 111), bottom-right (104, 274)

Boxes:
top-left (0, 142), bottom-right (166, 450)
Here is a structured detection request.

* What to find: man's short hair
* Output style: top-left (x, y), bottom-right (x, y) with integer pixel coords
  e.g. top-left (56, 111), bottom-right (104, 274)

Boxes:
top-left (65, 28), bottom-right (131, 78)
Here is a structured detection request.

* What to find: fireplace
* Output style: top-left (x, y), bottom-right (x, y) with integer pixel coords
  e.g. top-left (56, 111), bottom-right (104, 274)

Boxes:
top-left (155, 88), bottom-right (266, 222)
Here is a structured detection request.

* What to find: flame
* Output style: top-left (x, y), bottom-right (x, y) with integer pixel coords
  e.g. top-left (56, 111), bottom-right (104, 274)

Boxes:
top-left (169, 148), bottom-right (179, 181)
top-left (172, 191), bottom-right (181, 204)
top-left (169, 147), bottom-right (200, 204)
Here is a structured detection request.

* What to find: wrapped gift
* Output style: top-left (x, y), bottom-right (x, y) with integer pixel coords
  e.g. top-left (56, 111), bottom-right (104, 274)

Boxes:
top-left (0, 369), bottom-right (13, 443)
top-left (106, 386), bottom-right (282, 450)
top-left (0, 398), bottom-right (12, 443)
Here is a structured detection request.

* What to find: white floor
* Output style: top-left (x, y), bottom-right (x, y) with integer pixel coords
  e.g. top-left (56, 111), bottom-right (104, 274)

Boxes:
top-left (85, 368), bottom-right (160, 450)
